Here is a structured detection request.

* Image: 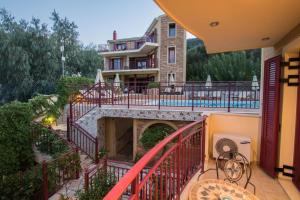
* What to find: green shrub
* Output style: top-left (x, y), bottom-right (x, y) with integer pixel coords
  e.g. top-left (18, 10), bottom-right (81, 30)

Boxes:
top-left (0, 165), bottom-right (43, 200)
top-left (147, 82), bottom-right (159, 89)
top-left (0, 102), bottom-right (34, 175)
top-left (76, 169), bottom-right (116, 200)
top-left (140, 125), bottom-right (175, 150)
top-left (33, 125), bottom-right (69, 158)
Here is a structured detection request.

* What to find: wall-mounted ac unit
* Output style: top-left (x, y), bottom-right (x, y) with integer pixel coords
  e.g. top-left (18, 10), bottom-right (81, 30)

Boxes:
top-left (213, 133), bottom-right (251, 162)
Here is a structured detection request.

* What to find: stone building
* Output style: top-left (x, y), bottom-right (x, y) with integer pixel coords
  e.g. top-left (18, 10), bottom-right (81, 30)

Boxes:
top-left (99, 15), bottom-right (186, 87)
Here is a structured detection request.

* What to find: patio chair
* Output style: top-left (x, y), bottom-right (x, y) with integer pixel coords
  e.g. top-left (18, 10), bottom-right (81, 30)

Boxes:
top-left (175, 87), bottom-right (183, 94)
top-left (197, 151), bottom-right (256, 194)
top-left (164, 87), bottom-right (172, 94)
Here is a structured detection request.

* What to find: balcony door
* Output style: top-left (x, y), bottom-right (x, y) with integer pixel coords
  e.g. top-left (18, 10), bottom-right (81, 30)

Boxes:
top-left (293, 60), bottom-right (300, 191)
top-left (260, 55), bottom-right (281, 178)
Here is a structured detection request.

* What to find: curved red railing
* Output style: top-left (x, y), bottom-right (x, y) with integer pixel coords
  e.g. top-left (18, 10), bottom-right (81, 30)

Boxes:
top-left (70, 82), bottom-right (100, 121)
top-left (103, 117), bottom-right (206, 200)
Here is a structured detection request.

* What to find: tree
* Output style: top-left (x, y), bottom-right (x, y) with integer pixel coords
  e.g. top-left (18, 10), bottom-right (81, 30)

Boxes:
top-left (0, 9), bottom-right (102, 104)
top-left (186, 38), bottom-right (261, 81)
top-left (205, 51), bottom-right (260, 81)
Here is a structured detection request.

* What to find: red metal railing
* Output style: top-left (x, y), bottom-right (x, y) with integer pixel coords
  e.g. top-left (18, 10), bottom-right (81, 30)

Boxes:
top-left (68, 83), bottom-right (102, 162)
top-left (94, 81), bottom-right (260, 111)
top-left (70, 83), bottom-right (99, 121)
top-left (103, 117), bottom-right (206, 200)
top-left (67, 81), bottom-right (258, 164)
top-left (68, 121), bottom-right (99, 163)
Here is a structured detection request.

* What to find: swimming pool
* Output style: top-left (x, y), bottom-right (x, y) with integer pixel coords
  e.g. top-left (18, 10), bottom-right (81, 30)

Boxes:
top-left (148, 99), bottom-right (260, 109)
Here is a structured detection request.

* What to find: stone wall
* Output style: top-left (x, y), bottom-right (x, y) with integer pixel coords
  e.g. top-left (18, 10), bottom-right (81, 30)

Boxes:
top-left (77, 107), bottom-right (203, 137)
top-left (159, 15), bottom-right (186, 82)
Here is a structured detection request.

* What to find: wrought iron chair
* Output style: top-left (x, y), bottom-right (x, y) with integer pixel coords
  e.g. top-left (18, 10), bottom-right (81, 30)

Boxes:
top-left (197, 151), bottom-right (256, 194)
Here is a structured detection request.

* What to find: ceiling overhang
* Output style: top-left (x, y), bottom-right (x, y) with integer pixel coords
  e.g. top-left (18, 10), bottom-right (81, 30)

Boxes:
top-left (154, 0), bottom-right (300, 53)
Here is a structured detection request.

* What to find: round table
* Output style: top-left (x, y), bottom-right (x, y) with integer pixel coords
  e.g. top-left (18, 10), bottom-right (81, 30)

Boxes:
top-left (189, 179), bottom-right (259, 200)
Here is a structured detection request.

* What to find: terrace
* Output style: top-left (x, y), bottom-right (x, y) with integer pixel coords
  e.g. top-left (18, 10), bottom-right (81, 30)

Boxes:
top-left (91, 0), bottom-right (300, 200)
top-left (98, 36), bottom-right (159, 56)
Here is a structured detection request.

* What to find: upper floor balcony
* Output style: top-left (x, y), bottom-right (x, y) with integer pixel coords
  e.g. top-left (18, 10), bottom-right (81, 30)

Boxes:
top-left (99, 36), bottom-right (159, 56)
top-left (102, 56), bottom-right (159, 75)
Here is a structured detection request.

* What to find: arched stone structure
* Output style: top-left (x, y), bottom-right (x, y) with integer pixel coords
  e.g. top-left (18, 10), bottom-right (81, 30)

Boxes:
top-left (133, 119), bottom-right (191, 159)
top-left (138, 120), bottom-right (178, 140)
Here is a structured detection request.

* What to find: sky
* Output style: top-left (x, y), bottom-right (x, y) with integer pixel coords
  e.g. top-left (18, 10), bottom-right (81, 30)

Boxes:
top-left (1, 0), bottom-right (194, 45)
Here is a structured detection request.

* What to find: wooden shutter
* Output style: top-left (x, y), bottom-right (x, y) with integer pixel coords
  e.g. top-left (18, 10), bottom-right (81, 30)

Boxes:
top-left (260, 55), bottom-right (281, 178)
top-left (293, 54), bottom-right (300, 191)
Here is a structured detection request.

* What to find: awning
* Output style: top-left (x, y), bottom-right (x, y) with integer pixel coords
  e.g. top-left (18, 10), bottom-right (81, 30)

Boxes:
top-left (154, 0), bottom-right (300, 53)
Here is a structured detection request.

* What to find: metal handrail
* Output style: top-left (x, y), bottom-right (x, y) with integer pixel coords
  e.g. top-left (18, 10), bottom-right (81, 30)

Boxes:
top-left (103, 117), bottom-right (206, 200)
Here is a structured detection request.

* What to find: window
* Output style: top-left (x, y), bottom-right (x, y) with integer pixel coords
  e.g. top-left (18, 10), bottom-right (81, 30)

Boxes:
top-left (116, 43), bottom-right (126, 50)
top-left (168, 23), bottom-right (176, 37)
top-left (168, 73), bottom-right (176, 85)
top-left (168, 47), bottom-right (176, 64)
top-left (112, 58), bottom-right (121, 70)
top-left (137, 59), bottom-right (147, 69)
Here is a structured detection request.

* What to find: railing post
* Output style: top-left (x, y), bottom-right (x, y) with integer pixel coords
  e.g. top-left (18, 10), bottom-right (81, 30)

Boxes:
top-left (112, 83), bottom-right (114, 105)
top-left (176, 134), bottom-right (182, 198)
top-left (227, 82), bottom-right (231, 112)
top-left (95, 136), bottom-right (99, 164)
top-left (128, 83), bottom-right (130, 109)
top-left (67, 117), bottom-right (70, 142)
top-left (158, 82), bottom-right (161, 110)
top-left (69, 101), bottom-right (73, 122)
top-left (192, 82), bottom-right (194, 111)
top-left (201, 118), bottom-right (206, 172)
top-left (75, 147), bottom-right (80, 179)
top-left (99, 81), bottom-right (102, 107)
top-left (130, 177), bottom-right (139, 199)
top-left (42, 160), bottom-right (48, 200)
top-left (84, 167), bottom-right (89, 192)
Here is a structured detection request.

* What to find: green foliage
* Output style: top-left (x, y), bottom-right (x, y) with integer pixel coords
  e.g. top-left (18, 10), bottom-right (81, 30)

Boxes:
top-left (98, 148), bottom-right (108, 160)
top-left (30, 95), bottom-right (57, 118)
top-left (0, 165), bottom-right (43, 200)
top-left (0, 101), bottom-right (34, 175)
top-left (186, 38), bottom-right (261, 81)
top-left (56, 76), bottom-right (93, 111)
top-left (0, 9), bottom-right (103, 104)
top-left (76, 169), bottom-right (116, 200)
top-left (147, 82), bottom-right (160, 89)
top-left (140, 124), bottom-right (175, 150)
top-left (47, 151), bottom-right (81, 195)
top-left (32, 123), bottom-right (69, 158)
top-left (205, 51), bottom-right (260, 81)
top-left (134, 152), bottom-right (144, 163)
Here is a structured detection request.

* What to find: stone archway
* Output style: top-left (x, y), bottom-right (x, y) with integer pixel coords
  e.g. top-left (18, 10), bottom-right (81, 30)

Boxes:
top-left (138, 120), bottom-right (178, 140)
top-left (133, 119), bottom-right (190, 159)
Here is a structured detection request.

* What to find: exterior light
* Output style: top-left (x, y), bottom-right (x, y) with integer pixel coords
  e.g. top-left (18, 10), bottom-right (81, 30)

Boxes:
top-left (262, 37), bottom-right (270, 41)
top-left (43, 115), bottom-right (56, 126)
top-left (209, 21), bottom-right (219, 27)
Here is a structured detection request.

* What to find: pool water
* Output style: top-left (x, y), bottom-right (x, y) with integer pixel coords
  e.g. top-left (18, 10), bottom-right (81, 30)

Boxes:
top-left (148, 100), bottom-right (260, 109)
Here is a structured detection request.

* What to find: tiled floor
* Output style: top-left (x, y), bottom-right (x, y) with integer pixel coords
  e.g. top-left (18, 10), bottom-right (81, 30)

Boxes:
top-left (181, 160), bottom-right (291, 200)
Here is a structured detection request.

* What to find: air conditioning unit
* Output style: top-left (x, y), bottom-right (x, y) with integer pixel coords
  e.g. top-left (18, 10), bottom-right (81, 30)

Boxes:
top-left (213, 133), bottom-right (251, 162)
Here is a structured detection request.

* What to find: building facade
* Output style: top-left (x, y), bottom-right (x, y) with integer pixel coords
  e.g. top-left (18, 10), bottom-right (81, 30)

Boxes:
top-left (99, 15), bottom-right (186, 86)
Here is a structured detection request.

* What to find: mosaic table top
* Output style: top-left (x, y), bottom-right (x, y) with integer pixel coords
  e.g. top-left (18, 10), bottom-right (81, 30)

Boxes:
top-left (189, 179), bottom-right (259, 200)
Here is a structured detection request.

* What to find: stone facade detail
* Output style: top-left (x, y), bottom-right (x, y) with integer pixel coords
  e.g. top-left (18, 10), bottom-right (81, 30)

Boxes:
top-left (76, 107), bottom-right (202, 137)
top-left (159, 15), bottom-right (186, 82)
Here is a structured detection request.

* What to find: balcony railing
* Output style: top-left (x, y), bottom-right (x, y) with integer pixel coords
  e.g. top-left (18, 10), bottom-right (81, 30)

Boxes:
top-left (103, 117), bottom-right (206, 199)
top-left (98, 36), bottom-right (157, 52)
top-left (105, 65), bottom-right (158, 71)
top-left (87, 81), bottom-right (260, 111)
